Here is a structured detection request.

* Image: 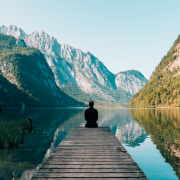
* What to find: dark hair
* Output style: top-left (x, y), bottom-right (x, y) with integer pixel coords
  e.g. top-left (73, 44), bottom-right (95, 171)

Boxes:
top-left (89, 100), bottom-right (94, 107)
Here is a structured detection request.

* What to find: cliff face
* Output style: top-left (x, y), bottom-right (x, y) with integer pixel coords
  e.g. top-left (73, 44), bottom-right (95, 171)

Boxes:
top-left (16, 39), bottom-right (26, 47)
top-left (0, 25), bottom-right (148, 105)
top-left (115, 70), bottom-right (148, 95)
top-left (0, 33), bottom-right (83, 107)
top-left (129, 35), bottom-right (180, 108)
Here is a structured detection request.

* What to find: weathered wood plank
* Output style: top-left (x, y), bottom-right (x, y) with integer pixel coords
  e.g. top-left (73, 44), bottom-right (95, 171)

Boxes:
top-left (37, 168), bottom-right (142, 173)
top-left (32, 172), bottom-right (146, 178)
top-left (55, 149), bottom-right (127, 152)
top-left (50, 155), bottom-right (131, 159)
top-left (67, 134), bottom-right (115, 136)
top-left (54, 148), bottom-right (127, 151)
top-left (60, 143), bottom-right (122, 146)
top-left (55, 148), bottom-right (127, 151)
top-left (60, 141), bottom-right (120, 143)
top-left (61, 141), bottom-right (121, 143)
top-left (48, 156), bottom-right (133, 160)
top-left (46, 160), bottom-right (135, 163)
top-left (32, 178), bottom-right (148, 180)
top-left (55, 146), bottom-right (126, 148)
top-left (40, 164), bottom-right (142, 169)
top-left (56, 146), bottom-right (125, 148)
top-left (44, 161), bottom-right (137, 165)
top-left (31, 127), bottom-right (148, 180)
top-left (51, 153), bottom-right (130, 156)
top-left (55, 146), bottom-right (125, 149)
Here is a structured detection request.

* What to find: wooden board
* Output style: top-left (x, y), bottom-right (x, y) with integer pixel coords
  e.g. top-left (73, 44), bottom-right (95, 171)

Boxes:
top-left (31, 127), bottom-right (148, 179)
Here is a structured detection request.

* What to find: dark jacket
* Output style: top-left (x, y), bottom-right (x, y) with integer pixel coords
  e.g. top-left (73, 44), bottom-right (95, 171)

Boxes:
top-left (85, 107), bottom-right (98, 127)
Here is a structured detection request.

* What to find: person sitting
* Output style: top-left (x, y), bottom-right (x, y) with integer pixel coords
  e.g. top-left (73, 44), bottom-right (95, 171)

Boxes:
top-left (85, 100), bottom-right (98, 128)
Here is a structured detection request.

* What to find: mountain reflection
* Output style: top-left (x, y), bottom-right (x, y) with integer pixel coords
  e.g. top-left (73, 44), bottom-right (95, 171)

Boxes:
top-left (0, 108), bottom-right (147, 180)
top-left (129, 108), bottom-right (180, 179)
top-left (97, 108), bottom-right (147, 146)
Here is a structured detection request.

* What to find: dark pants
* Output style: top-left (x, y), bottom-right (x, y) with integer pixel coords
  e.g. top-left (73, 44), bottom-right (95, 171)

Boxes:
top-left (85, 123), bottom-right (98, 128)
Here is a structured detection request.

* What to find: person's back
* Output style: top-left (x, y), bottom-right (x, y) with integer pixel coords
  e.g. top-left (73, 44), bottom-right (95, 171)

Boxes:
top-left (85, 101), bottom-right (98, 128)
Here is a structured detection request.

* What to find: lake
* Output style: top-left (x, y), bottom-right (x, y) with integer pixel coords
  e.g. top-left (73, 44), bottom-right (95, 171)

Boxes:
top-left (0, 107), bottom-right (180, 180)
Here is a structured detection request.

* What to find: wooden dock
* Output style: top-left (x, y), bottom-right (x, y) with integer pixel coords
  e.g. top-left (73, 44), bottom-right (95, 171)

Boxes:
top-left (31, 127), bottom-right (148, 179)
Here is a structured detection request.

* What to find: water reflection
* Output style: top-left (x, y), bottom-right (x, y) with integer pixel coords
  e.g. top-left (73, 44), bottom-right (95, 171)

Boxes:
top-left (0, 108), bottom-right (84, 180)
top-left (129, 108), bottom-right (180, 179)
top-left (0, 108), bottom-right (161, 179)
top-left (98, 108), bottom-right (147, 146)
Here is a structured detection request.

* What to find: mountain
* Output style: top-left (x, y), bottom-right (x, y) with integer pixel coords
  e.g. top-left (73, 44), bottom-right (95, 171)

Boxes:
top-left (0, 33), bottom-right (84, 107)
top-left (129, 35), bottom-right (180, 108)
top-left (0, 25), bottom-right (148, 105)
top-left (115, 70), bottom-right (148, 95)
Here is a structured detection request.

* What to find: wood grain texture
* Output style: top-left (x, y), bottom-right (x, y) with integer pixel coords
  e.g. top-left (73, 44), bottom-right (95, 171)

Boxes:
top-left (32, 173), bottom-right (146, 178)
top-left (40, 164), bottom-right (144, 169)
top-left (32, 178), bottom-right (149, 180)
top-left (37, 169), bottom-right (142, 173)
top-left (31, 127), bottom-right (148, 179)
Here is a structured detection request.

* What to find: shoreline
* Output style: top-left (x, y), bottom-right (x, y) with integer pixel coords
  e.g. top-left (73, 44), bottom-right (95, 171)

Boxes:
top-left (157, 107), bottom-right (180, 109)
top-left (1, 106), bottom-right (180, 109)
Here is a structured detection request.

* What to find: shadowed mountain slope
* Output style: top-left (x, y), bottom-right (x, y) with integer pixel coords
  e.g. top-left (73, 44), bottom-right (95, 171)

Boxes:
top-left (0, 33), bottom-right (84, 107)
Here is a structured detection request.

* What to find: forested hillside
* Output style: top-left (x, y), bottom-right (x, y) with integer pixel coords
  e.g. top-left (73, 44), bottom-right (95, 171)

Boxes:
top-left (0, 33), bottom-right (84, 107)
top-left (129, 35), bottom-right (180, 108)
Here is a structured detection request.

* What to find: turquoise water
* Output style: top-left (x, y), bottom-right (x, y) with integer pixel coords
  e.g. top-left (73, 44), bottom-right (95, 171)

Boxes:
top-left (0, 107), bottom-right (179, 180)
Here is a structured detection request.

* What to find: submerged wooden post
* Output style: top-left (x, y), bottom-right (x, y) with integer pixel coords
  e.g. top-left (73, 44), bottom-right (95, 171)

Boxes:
top-left (31, 127), bottom-right (148, 179)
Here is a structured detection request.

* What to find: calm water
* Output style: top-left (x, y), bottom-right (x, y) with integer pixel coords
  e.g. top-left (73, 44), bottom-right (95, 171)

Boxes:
top-left (0, 107), bottom-right (180, 180)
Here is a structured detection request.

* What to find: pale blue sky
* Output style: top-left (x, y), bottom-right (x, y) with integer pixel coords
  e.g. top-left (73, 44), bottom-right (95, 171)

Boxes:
top-left (1, 0), bottom-right (180, 79)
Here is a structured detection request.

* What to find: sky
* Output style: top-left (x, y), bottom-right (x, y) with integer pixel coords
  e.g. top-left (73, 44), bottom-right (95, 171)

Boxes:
top-left (1, 0), bottom-right (180, 79)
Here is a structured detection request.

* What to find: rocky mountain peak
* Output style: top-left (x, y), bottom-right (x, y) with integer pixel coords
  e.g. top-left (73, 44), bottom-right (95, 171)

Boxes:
top-left (115, 70), bottom-right (148, 95)
top-left (0, 25), bottom-right (27, 39)
top-left (25, 30), bottom-right (61, 56)
top-left (0, 25), bottom-right (148, 105)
